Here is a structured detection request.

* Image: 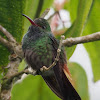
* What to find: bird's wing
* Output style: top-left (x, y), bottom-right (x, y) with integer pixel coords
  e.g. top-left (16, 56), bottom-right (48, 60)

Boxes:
top-left (49, 34), bottom-right (81, 100)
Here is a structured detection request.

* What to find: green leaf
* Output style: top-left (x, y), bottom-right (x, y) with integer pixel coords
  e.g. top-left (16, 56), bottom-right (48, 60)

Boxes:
top-left (68, 62), bottom-right (89, 100)
top-left (65, 0), bottom-right (93, 37)
top-left (83, 0), bottom-right (100, 81)
top-left (64, 0), bottom-right (93, 59)
top-left (0, 0), bottom-right (25, 66)
top-left (11, 75), bottom-right (60, 100)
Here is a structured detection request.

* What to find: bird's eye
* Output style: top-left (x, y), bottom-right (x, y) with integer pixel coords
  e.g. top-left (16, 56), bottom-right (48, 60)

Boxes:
top-left (42, 26), bottom-right (46, 29)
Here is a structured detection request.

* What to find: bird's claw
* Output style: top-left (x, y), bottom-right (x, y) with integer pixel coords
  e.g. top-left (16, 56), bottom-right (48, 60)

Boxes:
top-left (40, 66), bottom-right (49, 72)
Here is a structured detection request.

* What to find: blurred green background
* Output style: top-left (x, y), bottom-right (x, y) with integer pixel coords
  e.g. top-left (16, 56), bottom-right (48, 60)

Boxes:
top-left (0, 0), bottom-right (100, 100)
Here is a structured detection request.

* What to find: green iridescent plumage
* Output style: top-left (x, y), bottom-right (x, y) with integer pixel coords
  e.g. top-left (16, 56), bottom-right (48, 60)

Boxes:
top-left (22, 19), bottom-right (55, 69)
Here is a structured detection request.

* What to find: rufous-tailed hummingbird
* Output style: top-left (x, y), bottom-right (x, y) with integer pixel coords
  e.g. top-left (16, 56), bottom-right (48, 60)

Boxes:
top-left (22, 14), bottom-right (81, 100)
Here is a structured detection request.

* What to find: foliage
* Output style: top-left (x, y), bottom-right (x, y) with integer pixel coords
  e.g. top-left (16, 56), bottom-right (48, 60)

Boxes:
top-left (83, 0), bottom-right (100, 82)
top-left (0, 0), bottom-right (100, 100)
top-left (11, 75), bottom-right (60, 100)
top-left (0, 0), bottom-right (24, 66)
top-left (68, 62), bottom-right (89, 100)
top-left (64, 0), bottom-right (93, 59)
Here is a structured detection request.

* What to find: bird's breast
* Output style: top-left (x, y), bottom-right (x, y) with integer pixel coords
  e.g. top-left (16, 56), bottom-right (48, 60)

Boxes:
top-left (24, 40), bottom-right (53, 71)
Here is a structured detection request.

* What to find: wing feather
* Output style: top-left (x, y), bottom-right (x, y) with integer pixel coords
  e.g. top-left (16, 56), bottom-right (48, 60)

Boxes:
top-left (49, 35), bottom-right (81, 100)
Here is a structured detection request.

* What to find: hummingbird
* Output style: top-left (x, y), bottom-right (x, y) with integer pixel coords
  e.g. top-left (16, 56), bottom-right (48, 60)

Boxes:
top-left (22, 14), bottom-right (81, 100)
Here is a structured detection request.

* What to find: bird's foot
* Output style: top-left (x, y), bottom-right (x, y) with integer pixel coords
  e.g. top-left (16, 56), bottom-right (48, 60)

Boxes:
top-left (40, 66), bottom-right (49, 72)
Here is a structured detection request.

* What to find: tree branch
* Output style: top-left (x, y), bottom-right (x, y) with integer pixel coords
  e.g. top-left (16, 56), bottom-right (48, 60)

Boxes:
top-left (3, 68), bottom-right (36, 82)
top-left (0, 35), bottom-right (13, 51)
top-left (40, 8), bottom-right (50, 18)
top-left (0, 25), bottom-right (23, 58)
top-left (62, 32), bottom-right (100, 47)
top-left (0, 25), bottom-right (16, 43)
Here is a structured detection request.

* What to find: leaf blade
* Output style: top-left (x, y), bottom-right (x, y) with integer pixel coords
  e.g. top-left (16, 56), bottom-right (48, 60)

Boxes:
top-left (83, 0), bottom-right (100, 81)
top-left (11, 75), bottom-right (60, 100)
top-left (68, 62), bottom-right (89, 100)
top-left (64, 0), bottom-right (93, 59)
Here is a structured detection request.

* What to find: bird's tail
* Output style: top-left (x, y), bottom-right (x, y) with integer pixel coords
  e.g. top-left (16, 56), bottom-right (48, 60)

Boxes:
top-left (53, 63), bottom-right (81, 100)
top-left (42, 74), bottom-right (63, 99)
top-left (42, 63), bottom-right (81, 100)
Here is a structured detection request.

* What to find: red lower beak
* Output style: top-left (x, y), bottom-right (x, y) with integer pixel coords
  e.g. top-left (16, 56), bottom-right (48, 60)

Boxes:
top-left (22, 14), bottom-right (38, 26)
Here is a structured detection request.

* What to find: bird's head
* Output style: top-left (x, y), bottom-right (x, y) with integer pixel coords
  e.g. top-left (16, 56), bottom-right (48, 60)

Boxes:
top-left (22, 14), bottom-right (51, 32)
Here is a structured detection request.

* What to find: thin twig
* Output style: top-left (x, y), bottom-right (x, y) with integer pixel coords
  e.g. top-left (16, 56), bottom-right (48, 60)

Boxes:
top-left (40, 8), bottom-right (50, 18)
top-left (63, 32), bottom-right (100, 47)
top-left (0, 25), bottom-right (16, 43)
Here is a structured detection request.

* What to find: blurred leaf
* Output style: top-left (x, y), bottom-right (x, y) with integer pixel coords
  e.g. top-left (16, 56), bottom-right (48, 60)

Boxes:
top-left (11, 75), bottom-right (60, 100)
top-left (83, 0), bottom-right (100, 81)
top-left (0, 0), bottom-right (25, 66)
top-left (68, 62), bottom-right (89, 100)
top-left (65, 0), bottom-right (93, 37)
top-left (64, 0), bottom-right (93, 59)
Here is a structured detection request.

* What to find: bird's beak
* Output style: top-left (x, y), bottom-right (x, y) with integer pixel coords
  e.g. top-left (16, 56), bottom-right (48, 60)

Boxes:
top-left (22, 14), bottom-right (38, 26)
